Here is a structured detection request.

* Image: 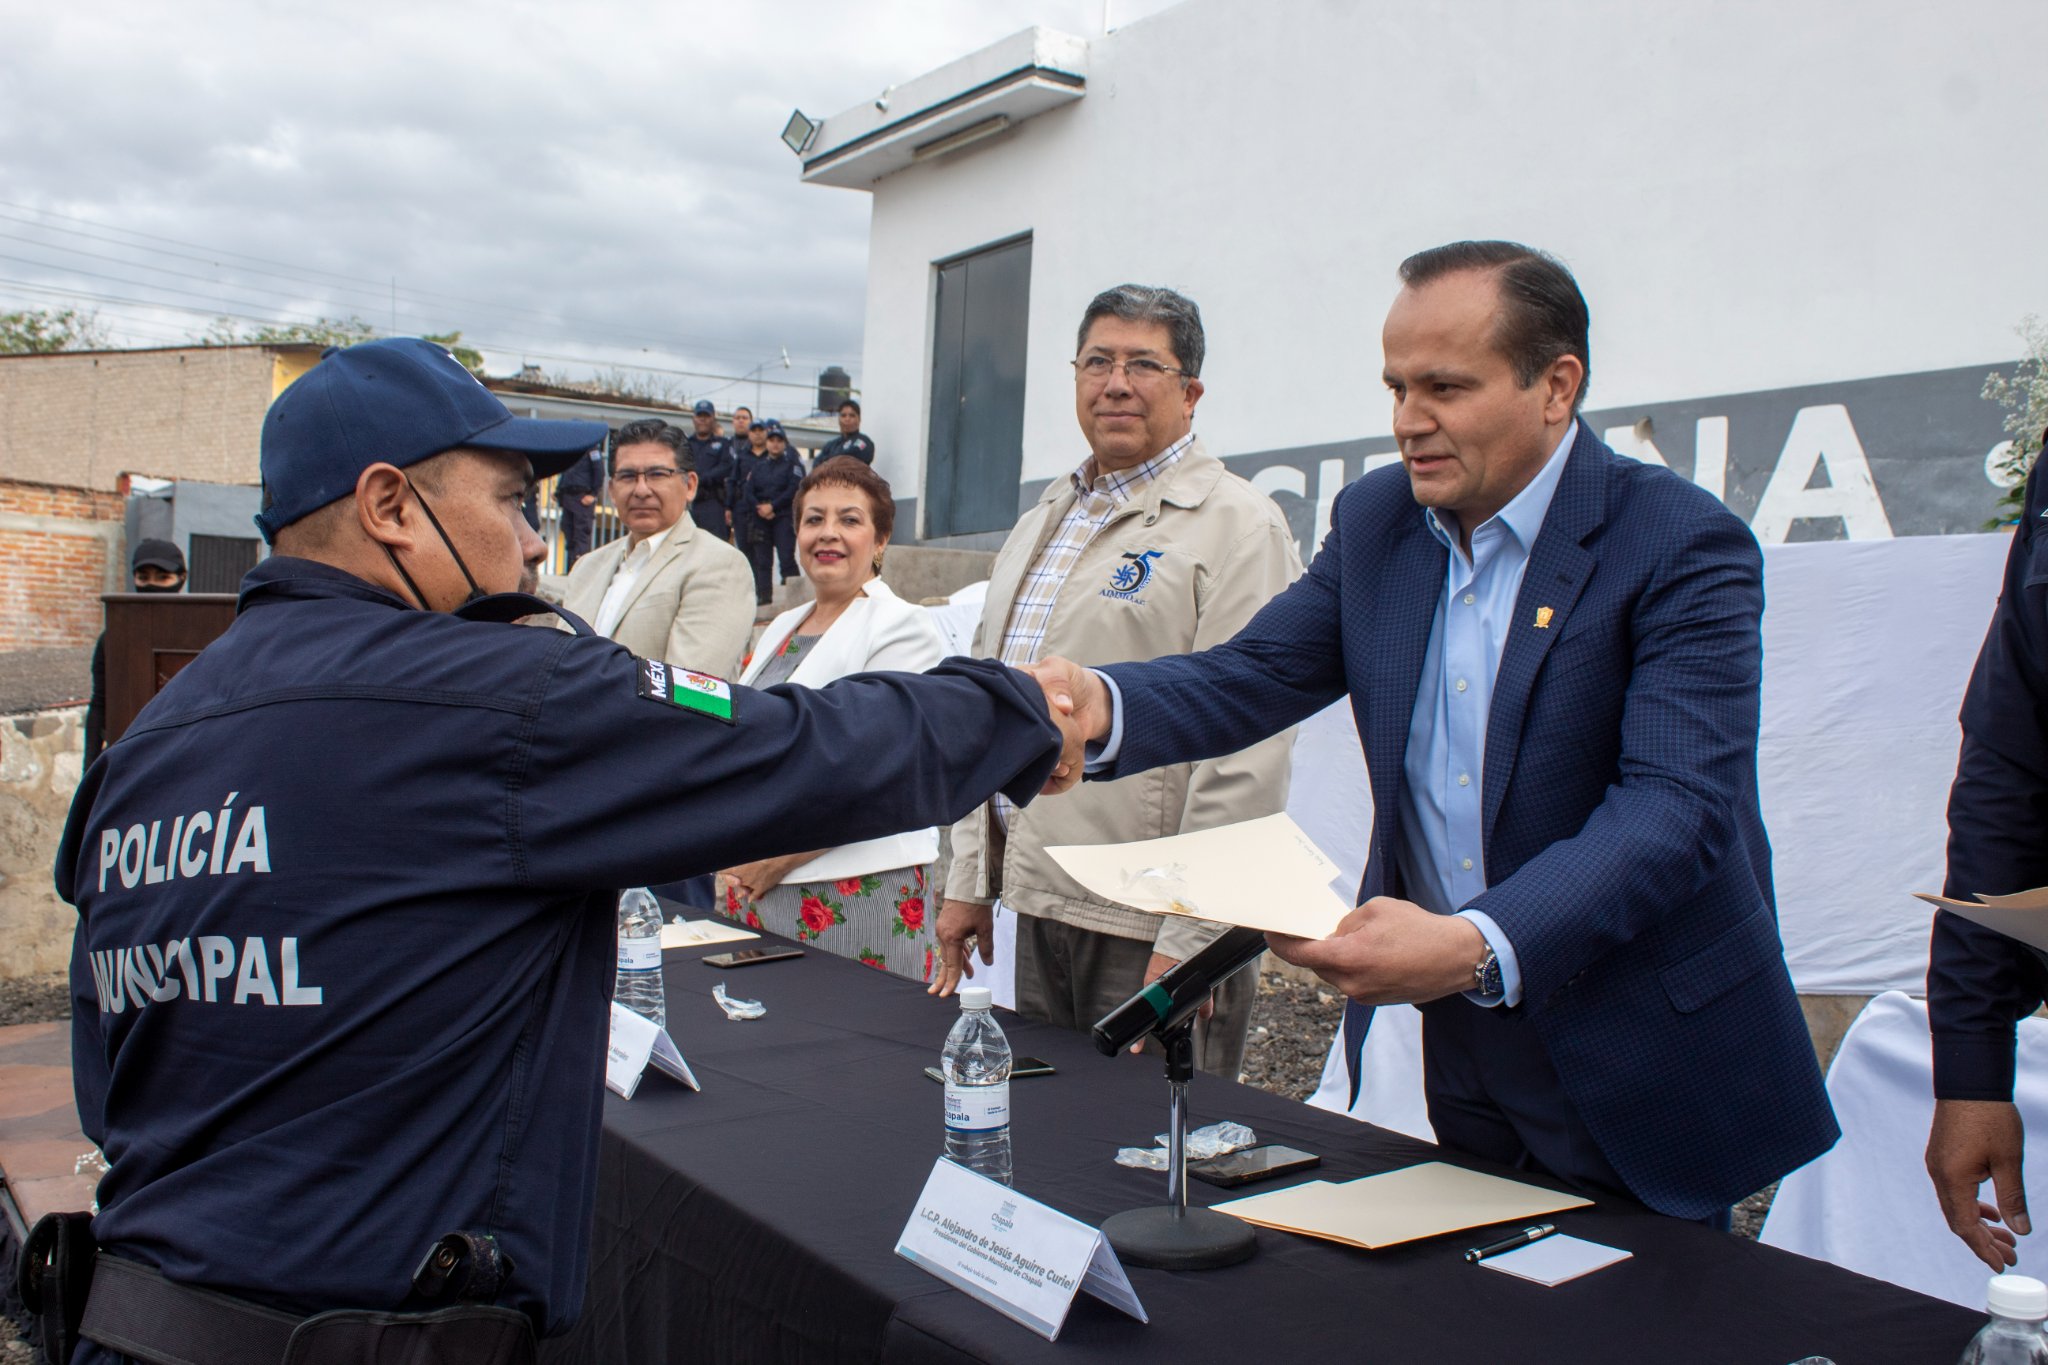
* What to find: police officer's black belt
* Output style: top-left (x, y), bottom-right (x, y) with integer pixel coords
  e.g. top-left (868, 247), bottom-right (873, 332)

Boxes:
top-left (81, 1254), bottom-right (536, 1365)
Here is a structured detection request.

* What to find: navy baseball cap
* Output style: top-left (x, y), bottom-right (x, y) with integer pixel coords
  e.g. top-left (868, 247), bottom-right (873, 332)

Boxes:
top-left (762, 419), bottom-right (784, 434)
top-left (692, 400), bottom-right (715, 415)
top-left (256, 337), bottom-right (608, 543)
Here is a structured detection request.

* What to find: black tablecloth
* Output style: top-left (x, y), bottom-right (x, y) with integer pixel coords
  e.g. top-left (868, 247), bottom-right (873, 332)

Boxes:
top-left (541, 930), bottom-right (1982, 1365)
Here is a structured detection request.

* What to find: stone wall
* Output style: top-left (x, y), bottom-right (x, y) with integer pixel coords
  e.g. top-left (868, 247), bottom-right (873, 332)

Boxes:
top-left (0, 706), bottom-right (84, 979)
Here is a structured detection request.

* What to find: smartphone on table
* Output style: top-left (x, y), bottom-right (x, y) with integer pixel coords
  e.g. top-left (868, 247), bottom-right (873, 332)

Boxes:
top-left (703, 946), bottom-right (805, 968)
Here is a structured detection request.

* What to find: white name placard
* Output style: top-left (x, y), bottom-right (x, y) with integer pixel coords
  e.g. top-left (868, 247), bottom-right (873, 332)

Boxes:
top-left (604, 1002), bottom-right (700, 1100)
top-left (894, 1157), bottom-right (1148, 1340)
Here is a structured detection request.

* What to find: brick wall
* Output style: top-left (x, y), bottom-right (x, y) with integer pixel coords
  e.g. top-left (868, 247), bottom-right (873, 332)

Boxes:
top-left (0, 478), bottom-right (124, 650)
top-left (0, 346), bottom-right (284, 492)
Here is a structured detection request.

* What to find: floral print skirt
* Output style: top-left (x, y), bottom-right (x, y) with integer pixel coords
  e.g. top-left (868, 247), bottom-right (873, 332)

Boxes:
top-left (722, 864), bottom-right (937, 984)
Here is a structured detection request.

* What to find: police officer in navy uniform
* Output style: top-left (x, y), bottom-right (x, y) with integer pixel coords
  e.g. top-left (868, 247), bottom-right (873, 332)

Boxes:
top-left (815, 397), bottom-right (875, 470)
top-left (49, 338), bottom-right (1083, 1364)
top-left (552, 443), bottom-right (607, 567)
top-left (735, 418), bottom-right (803, 605)
top-left (1928, 432), bottom-right (2048, 1272)
top-left (684, 399), bottom-right (735, 542)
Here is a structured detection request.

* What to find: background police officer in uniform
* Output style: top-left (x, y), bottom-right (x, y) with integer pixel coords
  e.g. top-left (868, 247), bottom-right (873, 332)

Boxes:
top-left (736, 417), bottom-right (803, 605)
top-left (684, 399), bottom-right (735, 541)
top-left (816, 397), bottom-right (875, 469)
top-left (553, 442), bottom-right (607, 568)
top-left (51, 337), bottom-right (1083, 1364)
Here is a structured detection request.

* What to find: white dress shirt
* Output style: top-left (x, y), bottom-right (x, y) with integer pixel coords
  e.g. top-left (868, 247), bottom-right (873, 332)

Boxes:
top-left (593, 523), bottom-right (676, 637)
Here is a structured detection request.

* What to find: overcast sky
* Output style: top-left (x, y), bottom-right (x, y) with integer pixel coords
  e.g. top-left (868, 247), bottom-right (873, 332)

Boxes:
top-left (0, 0), bottom-right (1178, 419)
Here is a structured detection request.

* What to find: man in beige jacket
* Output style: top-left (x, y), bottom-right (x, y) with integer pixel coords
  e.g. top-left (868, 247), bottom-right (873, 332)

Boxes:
top-left (933, 285), bottom-right (1301, 1079)
top-left (561, 418), bottom-right (755, 678)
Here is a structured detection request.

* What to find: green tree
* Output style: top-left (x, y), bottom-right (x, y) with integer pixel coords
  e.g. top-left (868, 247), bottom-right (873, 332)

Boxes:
top-left (0, 307), bottom-right (110, 354)
top-left (199, 316), bottom-right (484, 375)
top-left (201, 315), bottom-right (378, 349)
top-left (1984, 316), bottom-right (2048, 524)
top-left (422, 331), bottom-right (485, 375)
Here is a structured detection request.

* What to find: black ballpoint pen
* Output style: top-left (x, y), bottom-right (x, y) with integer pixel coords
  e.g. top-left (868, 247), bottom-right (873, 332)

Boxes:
top-left (1464, 1223), bottom-right (1558, 1263)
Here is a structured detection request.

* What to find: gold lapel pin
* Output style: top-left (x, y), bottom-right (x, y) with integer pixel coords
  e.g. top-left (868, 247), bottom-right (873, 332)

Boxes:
top-left (1534, 606), bottom-right (1554, 629)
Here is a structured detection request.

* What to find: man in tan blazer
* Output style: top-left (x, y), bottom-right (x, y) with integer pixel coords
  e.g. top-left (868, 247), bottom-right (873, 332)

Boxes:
top-left (932, 285), bottom-right (1302, 1080)
top-left (561, 418), bottom-right (755, 678)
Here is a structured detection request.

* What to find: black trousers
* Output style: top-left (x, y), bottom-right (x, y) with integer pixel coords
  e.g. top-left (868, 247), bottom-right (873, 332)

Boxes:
top-left (561, 503), bottom-right (595, 568)
top-left (745, 516), bottom-right (797, 603)
top-left (690, 497), bottom-right (729, 543)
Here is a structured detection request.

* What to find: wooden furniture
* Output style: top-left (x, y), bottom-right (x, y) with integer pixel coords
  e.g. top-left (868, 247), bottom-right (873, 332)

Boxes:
top-left (101, 593), bottom-right (238, 744)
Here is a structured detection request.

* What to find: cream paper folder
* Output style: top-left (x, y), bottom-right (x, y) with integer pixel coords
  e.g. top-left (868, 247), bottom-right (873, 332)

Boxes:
top-left (1211, 1162), bottom-right (1592, 1250)
top-left (1045, 812), bottom-right (1353, 940)
top-left (1914, 887), bottom-right (2048, 954)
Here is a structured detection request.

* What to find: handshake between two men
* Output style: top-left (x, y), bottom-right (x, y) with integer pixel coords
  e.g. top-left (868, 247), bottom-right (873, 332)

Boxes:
top-left (976, 654), bottom-right (1491, 1016)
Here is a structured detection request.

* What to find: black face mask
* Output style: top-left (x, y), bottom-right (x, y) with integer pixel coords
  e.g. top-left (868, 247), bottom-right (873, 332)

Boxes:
top-left (381, 475), bottom-right (489, 610)
top-left (132, 581), bottom-right (183, 595)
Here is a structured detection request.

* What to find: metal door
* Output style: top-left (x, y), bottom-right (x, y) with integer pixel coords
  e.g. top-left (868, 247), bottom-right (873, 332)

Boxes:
top-left (925, 236), bottom-right (1031, 539)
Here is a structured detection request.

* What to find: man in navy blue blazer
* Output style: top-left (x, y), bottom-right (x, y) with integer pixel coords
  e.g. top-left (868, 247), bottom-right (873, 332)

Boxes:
top-left (1926, 438), bottom-right (2048, 1270)
top-left (1038, 242), bottom-right (1837, 1220)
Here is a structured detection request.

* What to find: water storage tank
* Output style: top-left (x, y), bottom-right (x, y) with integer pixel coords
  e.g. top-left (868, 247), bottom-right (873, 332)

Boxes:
top-left (817, 366), bottom-right (853, 414)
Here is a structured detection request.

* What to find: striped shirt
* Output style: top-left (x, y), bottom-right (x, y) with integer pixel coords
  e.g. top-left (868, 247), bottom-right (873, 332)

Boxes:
top-left (992, 432), bottom-right (1194, 827)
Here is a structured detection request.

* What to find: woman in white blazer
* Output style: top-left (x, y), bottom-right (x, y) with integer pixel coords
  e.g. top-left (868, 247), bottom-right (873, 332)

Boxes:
top-left (720, 457), bottom-right (951, 982)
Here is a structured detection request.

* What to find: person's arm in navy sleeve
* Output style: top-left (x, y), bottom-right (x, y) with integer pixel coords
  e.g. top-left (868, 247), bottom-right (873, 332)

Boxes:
top-left (516, 647), bottom-right (1068, 890)
top-left (1927, 450), bottom-right (2048, 1269)
top-left (770, 462), bottom-right (798, 517)
top-left (54, 766), bottom-right (109, 1147)
top-left (1932, 458), bottom-right (2048, 1099)
top-left (84, 633), bottom-right (107, 760)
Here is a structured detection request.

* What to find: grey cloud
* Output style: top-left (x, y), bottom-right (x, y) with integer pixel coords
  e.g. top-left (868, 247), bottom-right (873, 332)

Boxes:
top-left (0, 0), bottom-right (1141, 414)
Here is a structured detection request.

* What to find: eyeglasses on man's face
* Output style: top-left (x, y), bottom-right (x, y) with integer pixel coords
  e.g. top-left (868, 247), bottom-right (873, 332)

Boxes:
top-left (1071, 354), bottom-right (1189, 385)
top-left (611, 466), bottom-right (682, 486)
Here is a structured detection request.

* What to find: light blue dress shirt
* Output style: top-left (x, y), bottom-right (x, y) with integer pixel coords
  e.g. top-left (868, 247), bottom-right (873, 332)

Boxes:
top-left (1399, 421), bottom-right (1577, 1008)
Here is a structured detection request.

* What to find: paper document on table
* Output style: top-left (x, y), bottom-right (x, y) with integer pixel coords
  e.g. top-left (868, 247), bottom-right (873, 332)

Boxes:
top-left (1914, 887), bottom-right (2048, 953)
top-left (1478, 1234), bottom-right (1631, 1286)
top-left (661, 918), bottom-right (759, 949)
top-left (1045, 812), bottom-right (1352, 939)
top-left (1211, 1162), bottom-right (1591, 1250)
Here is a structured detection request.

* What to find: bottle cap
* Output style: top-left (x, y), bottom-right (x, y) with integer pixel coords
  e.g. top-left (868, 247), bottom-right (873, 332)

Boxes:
top-left (958, 986), bottom-right (992, 1011)
top-left (1988, 1273), bottom-right (2048, 1319)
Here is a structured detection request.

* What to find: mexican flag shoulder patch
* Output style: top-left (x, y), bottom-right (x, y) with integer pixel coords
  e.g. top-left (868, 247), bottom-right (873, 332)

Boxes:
top-left (635, 657), bottom-right (736, 725)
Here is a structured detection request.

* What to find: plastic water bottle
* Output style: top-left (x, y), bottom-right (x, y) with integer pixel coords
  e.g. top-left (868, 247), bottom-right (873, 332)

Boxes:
top-left (942, 986), bottom-right (1012, 1185)
top-left (615, 888), bottom-right (666, 1029)
top-left (1959, 1274), bottom-right (2048, 1364)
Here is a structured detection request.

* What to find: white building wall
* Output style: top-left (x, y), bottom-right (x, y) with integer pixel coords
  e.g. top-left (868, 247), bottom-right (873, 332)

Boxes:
top-left (840, 0), bottom-right (2048, 539)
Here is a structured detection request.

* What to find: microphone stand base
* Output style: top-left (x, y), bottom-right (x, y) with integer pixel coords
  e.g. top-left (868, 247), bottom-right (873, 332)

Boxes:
top-left (1101, 1205), bottom-right (1256, 1270)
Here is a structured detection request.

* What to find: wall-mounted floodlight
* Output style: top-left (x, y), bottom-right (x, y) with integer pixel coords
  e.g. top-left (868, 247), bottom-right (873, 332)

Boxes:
top-left (781, 109), bottom-right (820, 156)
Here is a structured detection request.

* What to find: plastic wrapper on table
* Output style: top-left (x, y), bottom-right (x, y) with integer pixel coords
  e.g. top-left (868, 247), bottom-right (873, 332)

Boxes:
top-left (1114, 1120), bottom-right (1256, 1170)
top-left (712, 982), bottom-right (765, 1020)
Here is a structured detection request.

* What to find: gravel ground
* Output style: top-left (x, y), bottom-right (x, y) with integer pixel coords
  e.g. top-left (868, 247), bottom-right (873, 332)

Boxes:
top-left (1241, 970), bottom-right (1346, 1101)
top-left (0, 974), bottom-right (68, 1029)
top-left (0, 647), bottom-right (91, 716)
